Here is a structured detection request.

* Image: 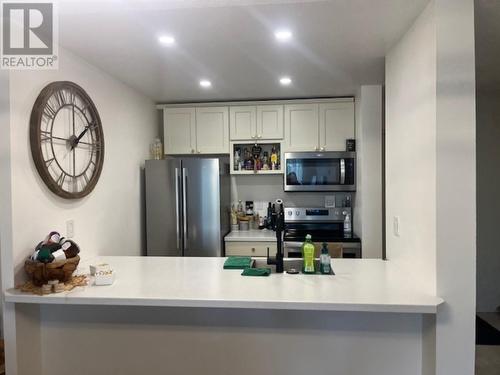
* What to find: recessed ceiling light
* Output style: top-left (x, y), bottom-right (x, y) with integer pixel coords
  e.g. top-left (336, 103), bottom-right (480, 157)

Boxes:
top-left (279, 77), bottom-right (292, 86)
top-left (158, 35), bottom-right (175, 46)
top-left (275, 29), bottom-right (293, 42)
top-left (199, 79), bottom-right (212, 88)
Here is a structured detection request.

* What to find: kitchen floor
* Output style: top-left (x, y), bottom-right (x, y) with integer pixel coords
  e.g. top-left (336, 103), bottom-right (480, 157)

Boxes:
top-left (476, 346), bottom-right (500, 375)
top-left (476, 312), bottom-right (500, 375)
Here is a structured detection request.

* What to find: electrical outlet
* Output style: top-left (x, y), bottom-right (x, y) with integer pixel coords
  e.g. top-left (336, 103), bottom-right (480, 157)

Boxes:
top-left (325, 195), bottom-right (335, 208)
top-left (393, 216), bottom-right (400, 237)
top-left (66, 220), bottom-right (75, 238)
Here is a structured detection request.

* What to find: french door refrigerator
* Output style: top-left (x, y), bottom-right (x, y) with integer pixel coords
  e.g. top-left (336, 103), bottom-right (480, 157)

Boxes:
top-left (145, 157), bottom-right (230, 257)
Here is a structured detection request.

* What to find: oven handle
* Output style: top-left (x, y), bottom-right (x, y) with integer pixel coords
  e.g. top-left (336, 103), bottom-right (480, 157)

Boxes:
top-left (340, 158), bottom-right (345, 185)
top-left (284, 241), bottom-right (303, 249)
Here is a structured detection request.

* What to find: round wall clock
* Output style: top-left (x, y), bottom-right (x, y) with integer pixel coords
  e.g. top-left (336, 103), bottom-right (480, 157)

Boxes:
top-left (30, 81), bottom-right (104, 199)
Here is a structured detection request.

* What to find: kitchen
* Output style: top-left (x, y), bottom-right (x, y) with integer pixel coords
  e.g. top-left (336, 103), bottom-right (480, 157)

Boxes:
top-left (0, 1), bottom-right (477, 375)
top-left (147, 98), bottom-right (366, 262)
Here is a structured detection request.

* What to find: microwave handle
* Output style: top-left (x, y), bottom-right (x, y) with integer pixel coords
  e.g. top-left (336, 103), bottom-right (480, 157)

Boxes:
top-left (340, 159), bottom-right (345, 184)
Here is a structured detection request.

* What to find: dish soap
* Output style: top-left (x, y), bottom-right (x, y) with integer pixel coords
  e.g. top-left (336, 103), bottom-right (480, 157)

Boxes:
top-left (301, 234), bottom-right (315, 274)
top-left (319, 243), bottom-right (331, 274)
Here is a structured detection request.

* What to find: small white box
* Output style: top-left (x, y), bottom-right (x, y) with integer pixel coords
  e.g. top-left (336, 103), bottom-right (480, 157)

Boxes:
top-left (90, 263), bottom-right (109, 276)
top-left (92, 264), bottom-right (115, 286)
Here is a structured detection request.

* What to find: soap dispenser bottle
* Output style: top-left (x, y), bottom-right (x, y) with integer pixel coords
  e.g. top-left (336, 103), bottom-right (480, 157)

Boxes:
top-left (301, 234), bottom-right (315, 274)
top-left (343, 212), bottom-right (352, 234)
top-left (320, 243), bottom-right (331, 275)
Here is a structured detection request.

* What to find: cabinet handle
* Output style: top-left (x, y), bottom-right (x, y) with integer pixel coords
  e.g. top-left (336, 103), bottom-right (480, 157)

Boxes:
top-left (257, 134), bottom-right (262, 139)
top-left (197, 151), bottom-right (201, 154)
top-left (314, 146), bottom-right (319, 151)
top-left (320, 147), bottom-right (325, 151)
top-left (251, 248), bottom-right (256, 252)
top-left (191, 149), bottom-right (195, 154)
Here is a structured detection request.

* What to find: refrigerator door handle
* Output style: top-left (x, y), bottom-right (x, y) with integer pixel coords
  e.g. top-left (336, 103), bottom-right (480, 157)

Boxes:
top-left (175, 168), bottom-right (181, 251)
top-left (182, 168), bottom-right (188, 253)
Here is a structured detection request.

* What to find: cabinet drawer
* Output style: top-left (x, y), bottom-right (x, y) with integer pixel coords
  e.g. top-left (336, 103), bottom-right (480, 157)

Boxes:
top-left (225, 242), bottom-right (276, 257)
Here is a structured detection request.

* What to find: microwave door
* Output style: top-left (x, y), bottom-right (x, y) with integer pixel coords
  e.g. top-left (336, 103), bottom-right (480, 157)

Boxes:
top-left (284, 152), bottom-right (356, 192)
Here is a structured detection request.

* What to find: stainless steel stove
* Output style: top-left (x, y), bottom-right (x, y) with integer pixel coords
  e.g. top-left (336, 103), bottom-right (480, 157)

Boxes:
top-left (283, 207), bottom-right (361, 258)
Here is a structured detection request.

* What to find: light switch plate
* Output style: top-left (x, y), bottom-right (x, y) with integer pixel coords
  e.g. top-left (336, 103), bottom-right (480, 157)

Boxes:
top-left (393, 216), bottom-right (400, 237)
top-left (325, 195), bottom-right (335, 208)
top-left (66, 220), bottom-right (74, 238)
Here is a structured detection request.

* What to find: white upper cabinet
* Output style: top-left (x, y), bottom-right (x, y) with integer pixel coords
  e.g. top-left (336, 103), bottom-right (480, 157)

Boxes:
top-left (319, 102), bottom-right (355, 151)
top-left (195, 107), bottom-right (229, 154)
top-left (284, 104), bottom-right (320, 151)
top-left (230, 106), bottom-right (257, 141)
top-left (163, 108), bottom-right (196, 155)
top-left (257, 105), bottom-right (284, 140)
top-left (163, 100), bottom-right (353, 156)
top-left (230, 105), bottom-right (283, 141)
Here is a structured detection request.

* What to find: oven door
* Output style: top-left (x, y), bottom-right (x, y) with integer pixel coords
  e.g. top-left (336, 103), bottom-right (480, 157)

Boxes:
top-left (284, 151), bottom-right (356, 192)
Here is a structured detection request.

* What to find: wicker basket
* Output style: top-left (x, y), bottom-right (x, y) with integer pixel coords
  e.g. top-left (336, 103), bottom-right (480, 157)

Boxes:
top-left (24, 256), bottom-right (80, 286)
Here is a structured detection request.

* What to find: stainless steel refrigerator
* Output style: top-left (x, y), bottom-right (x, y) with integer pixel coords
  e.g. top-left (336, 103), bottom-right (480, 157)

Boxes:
top-left (145, 157), bottom-right (230, 257)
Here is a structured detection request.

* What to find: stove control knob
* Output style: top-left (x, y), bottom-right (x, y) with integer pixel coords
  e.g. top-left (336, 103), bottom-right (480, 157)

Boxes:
top-left (296, 211), bottom-right (300, 216)
top-left (287, 211), bottom-right (292, 216)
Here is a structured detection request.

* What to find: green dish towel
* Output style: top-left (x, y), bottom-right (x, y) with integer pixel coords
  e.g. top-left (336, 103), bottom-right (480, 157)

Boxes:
top-left (223, 256), bottom-right (253, 270)
top-left (241, 268), bottom-right (271, 277)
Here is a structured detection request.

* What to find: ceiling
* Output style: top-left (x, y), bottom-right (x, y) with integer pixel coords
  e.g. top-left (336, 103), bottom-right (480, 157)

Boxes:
top-left (57, 0), bottom-right (429, 103)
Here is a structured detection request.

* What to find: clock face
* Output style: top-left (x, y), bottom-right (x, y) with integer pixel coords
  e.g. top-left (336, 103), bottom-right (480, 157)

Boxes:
top-left (30, 81), bottom-right (104, 199)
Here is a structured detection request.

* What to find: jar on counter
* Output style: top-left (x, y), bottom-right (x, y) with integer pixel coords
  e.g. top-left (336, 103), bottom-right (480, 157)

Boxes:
top-left (239, 221), bottom-right (250, 231)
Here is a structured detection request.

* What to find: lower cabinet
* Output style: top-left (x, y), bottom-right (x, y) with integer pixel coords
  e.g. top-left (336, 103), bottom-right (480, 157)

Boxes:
top-left (225, 241), bottom-right (277, 257)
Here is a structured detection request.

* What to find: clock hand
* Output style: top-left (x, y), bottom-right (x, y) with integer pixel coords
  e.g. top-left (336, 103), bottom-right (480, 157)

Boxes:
top-left (72, 123), bottom-right (93, 149)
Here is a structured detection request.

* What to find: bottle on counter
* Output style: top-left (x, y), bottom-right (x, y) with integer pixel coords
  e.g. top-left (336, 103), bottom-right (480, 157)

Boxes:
top-left (230, 205), bottom-right (238, 226)
top-left (237, 200), bottom-right (244, 216)
top-left (343, 212), bottom-right (352, 234)
top-left (301, 234), bottom-right (315, 274)
top-left (319, 243), bottom-right (331, 274)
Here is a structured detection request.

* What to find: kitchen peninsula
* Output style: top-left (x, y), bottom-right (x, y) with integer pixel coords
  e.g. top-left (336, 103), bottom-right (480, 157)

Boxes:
top-left (5, 256), bottom-right (442, 375)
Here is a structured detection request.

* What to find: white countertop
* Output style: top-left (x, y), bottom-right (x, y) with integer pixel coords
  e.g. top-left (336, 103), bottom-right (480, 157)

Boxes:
top-left (224, 229), bottom-right (277, 242)
top-left (4, 256), bottom-right (443, 314)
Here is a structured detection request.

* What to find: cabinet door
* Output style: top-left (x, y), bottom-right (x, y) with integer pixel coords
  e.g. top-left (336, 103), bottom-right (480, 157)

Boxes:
top-left (195, 107), bottom-right (229, 154)
top-left (230, 106), bottom-right (256, 141)
top-left (257, 105), bottom-right (284, 140)
top-left (284, 104), bottom-right (319, 151)
top-left (163, 108), bottom-right (196, 155)
top-left (319, 102), bottom-right (355, 151)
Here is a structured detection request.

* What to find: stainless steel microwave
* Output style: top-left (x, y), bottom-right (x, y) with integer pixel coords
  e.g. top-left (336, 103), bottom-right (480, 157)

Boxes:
top-left (284, 151), bottom-right (356, 192)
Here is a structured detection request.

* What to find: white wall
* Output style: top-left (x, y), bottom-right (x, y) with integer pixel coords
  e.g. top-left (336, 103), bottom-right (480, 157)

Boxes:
top-left (0, 69), bottom-right (18, 374)
top-left (354, 85), bottom-right (383, 258)
top-left (434, 1), bottom-right (476, 374)
top-left (7, 47), bottom-right (158, 285)
top-left (386, 0), bottom-right (477, 374)
top-left (385, 1), bottom-right (437, 292)
top-left (2, 46), bottom-right (158, 373)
